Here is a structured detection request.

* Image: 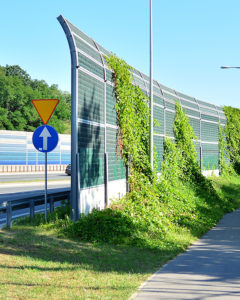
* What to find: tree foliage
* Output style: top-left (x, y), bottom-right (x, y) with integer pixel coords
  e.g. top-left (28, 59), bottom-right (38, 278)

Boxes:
top-left (173, 102), bottom-right (200, 180)
top-left (218, 122), bottom-right (235, 176)
top-left (223, 106), bottom-right (240, 174)
top-left (0, 65), bottom-right (71, 133)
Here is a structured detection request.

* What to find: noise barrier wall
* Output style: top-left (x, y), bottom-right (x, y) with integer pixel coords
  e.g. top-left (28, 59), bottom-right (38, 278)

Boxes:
top-left (58, 15), bottom-right (226, 217)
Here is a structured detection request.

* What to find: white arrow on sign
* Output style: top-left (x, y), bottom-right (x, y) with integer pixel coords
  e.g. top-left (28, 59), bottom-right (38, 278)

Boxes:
top-left (39, 127), bottom-right (51, 150)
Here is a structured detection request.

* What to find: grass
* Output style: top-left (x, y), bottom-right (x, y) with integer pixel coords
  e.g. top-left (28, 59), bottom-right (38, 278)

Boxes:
top-left (211, 175), bottom-right (240, 202)
top-left (1, 175), bottom-right (240, 299)
top-left (0, 226), bottom-right (174, 299)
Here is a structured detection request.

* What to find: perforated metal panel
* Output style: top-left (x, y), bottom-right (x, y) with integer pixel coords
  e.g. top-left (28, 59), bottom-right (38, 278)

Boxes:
top-left (202, 143), bottom-right (219, 170)
top-left (188, 117), bottom-right (200, 139)
top-left (154, 135), bottom-right (164, 172)
top-left (106, 84), bottom-right (117, 126)
top-left (0, 130), bottom-right (70, 165)
top-left (153, 95), bottom-right (164, 106)
top-left (153, 106), bottom-right (164, 135)
top-left (78, 71), bottom-right (104, 123)
top-left (165, 111), bottom-right (175, 137)
top-left (201, 122), bottom-right (219, 142)
top-left (107, 127), bottom-right (126, 181)
top-left (193, 141), bottom-right (201, 163)
top-left (78, 123), bottom-right (104, 188)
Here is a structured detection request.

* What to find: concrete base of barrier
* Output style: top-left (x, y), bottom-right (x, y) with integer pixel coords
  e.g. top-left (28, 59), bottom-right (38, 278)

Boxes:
top-left (79, 178), bottom-right (127, 215)
top-left (0, 165), bottom-right (68, 173)
top-left (202, 169), bottom-right (219, 177)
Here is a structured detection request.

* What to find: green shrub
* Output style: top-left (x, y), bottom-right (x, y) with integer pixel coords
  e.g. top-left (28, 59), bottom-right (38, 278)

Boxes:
top-left (222, 106), bottom-right (240, 174)
top-left (59, 208), bottom-right (150, 246)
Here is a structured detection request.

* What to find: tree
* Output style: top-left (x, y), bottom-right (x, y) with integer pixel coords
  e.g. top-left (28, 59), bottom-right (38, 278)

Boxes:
top-left (5, 65), bottom-right (31, 85)
top-left (0, 64), bottom-right (71, 133)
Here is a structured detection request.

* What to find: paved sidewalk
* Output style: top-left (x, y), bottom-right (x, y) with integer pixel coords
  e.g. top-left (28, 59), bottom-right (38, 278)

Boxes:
top-left (134, 209), bottom-right (240, 299)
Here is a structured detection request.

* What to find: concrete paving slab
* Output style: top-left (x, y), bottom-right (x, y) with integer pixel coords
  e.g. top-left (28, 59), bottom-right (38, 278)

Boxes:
top-left (134, 208), bottom-right (240, 299)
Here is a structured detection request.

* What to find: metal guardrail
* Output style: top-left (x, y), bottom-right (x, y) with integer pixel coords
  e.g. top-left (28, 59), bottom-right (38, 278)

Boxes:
top-left (0, 189), bottom-right (71, 228)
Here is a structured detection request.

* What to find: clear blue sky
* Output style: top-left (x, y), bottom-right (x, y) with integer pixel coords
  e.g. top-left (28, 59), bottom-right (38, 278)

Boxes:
top-left (1, 0), bottom-right (240, 108)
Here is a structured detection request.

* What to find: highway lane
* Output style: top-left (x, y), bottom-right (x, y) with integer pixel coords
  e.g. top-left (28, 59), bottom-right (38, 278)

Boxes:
top-left (0, 172), bottom-right (69, 183)
top-left (0, 171), bottom-right (70, 194)
top-left (0, 180), bottom-right (70, 195)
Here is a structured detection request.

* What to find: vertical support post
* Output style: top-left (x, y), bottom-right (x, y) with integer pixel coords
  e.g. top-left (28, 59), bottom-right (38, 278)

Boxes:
top-left (45, 152), bottom-right (47, 223)
top-left (126, 156), bottom-right (130, 193)
top-left (200, 112), bottom-right (202, 172)
top-left (76, 153), bottom-right (81, 216)
top-left (49, 196), bottom-right (54, 213)
top-left (68, 192), bottom-right (71, 204)
top-left (30, 200), bottom-right (35, 218)
top-left (104, 83), bottom-right (108, 208)
top-left (200, 145), bottom-right (203, 172)
top-left (149, 0), bottom-right (154, 168)
top-left (71, 71), bottom-right (79, 221)
top-left (6, 202), bottom-right (12, 228)
top-left (57, 16), bottom-right (79, 222)
top-left (215, 105), bottom-right (221, 172)
top-left (163, 100), bottom-right (166, 136)
top-left (104, 153), bottom-right (109, 207)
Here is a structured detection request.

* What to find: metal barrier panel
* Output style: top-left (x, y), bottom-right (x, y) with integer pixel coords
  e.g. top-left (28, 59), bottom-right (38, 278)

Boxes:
top-left (0, 130), bottom-right (70, 168)
top-left (58, 15), bottom-right (227, 217)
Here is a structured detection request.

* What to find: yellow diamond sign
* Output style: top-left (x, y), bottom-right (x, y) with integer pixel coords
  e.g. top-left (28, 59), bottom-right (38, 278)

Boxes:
top-left (32, 99), bottom-right (59, 124)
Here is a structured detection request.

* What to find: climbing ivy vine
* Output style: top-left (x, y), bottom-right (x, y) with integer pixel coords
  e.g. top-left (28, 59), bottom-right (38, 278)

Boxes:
top-left (223, 106), bottom-right (240, 174)
top-left (218, 122), bottom-right (234, 176)
top-left (106, 55), bottom-right (157, 192)
top-left (173, 102), bottom-right (200, 180)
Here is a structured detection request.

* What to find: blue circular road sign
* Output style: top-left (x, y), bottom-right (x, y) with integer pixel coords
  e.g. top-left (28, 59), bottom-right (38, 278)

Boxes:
top-left (32, 125), bottom-right (59, 153)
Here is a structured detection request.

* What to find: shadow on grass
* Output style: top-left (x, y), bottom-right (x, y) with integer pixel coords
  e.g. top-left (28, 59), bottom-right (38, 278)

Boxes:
top-left (0, 280), bottom-right (124, 291)
top-left (220, 181), bottom-right (240, 204)
top-left (0, 226), bottom-right (174, 275)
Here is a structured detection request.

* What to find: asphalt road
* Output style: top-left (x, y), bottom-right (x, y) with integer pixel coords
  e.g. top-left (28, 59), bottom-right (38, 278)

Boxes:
top-left (0, 172), bottom-right (69, 183)
top-left (0, 172), bottom-right (70, 194)
top-left (0, 181), bottom-right (70, 195)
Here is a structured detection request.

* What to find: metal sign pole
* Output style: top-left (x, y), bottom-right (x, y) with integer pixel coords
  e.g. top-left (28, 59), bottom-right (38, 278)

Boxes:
top-left (45, 152), bottom-right (47, 222)
top-left (150, 0), bottom-right (154, 168)
top-left (31, 100), bottom-right (59, 224)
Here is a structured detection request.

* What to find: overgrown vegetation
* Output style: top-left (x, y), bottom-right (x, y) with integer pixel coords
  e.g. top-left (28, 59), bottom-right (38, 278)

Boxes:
top-left (0, 65), bottom-right (71, 133)
top-left (218, 121), bottom-right (235, 176)
top-left (24, 54), bottom-right (237, 251)
top-left (223, 106), bottom-right (240, 174)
